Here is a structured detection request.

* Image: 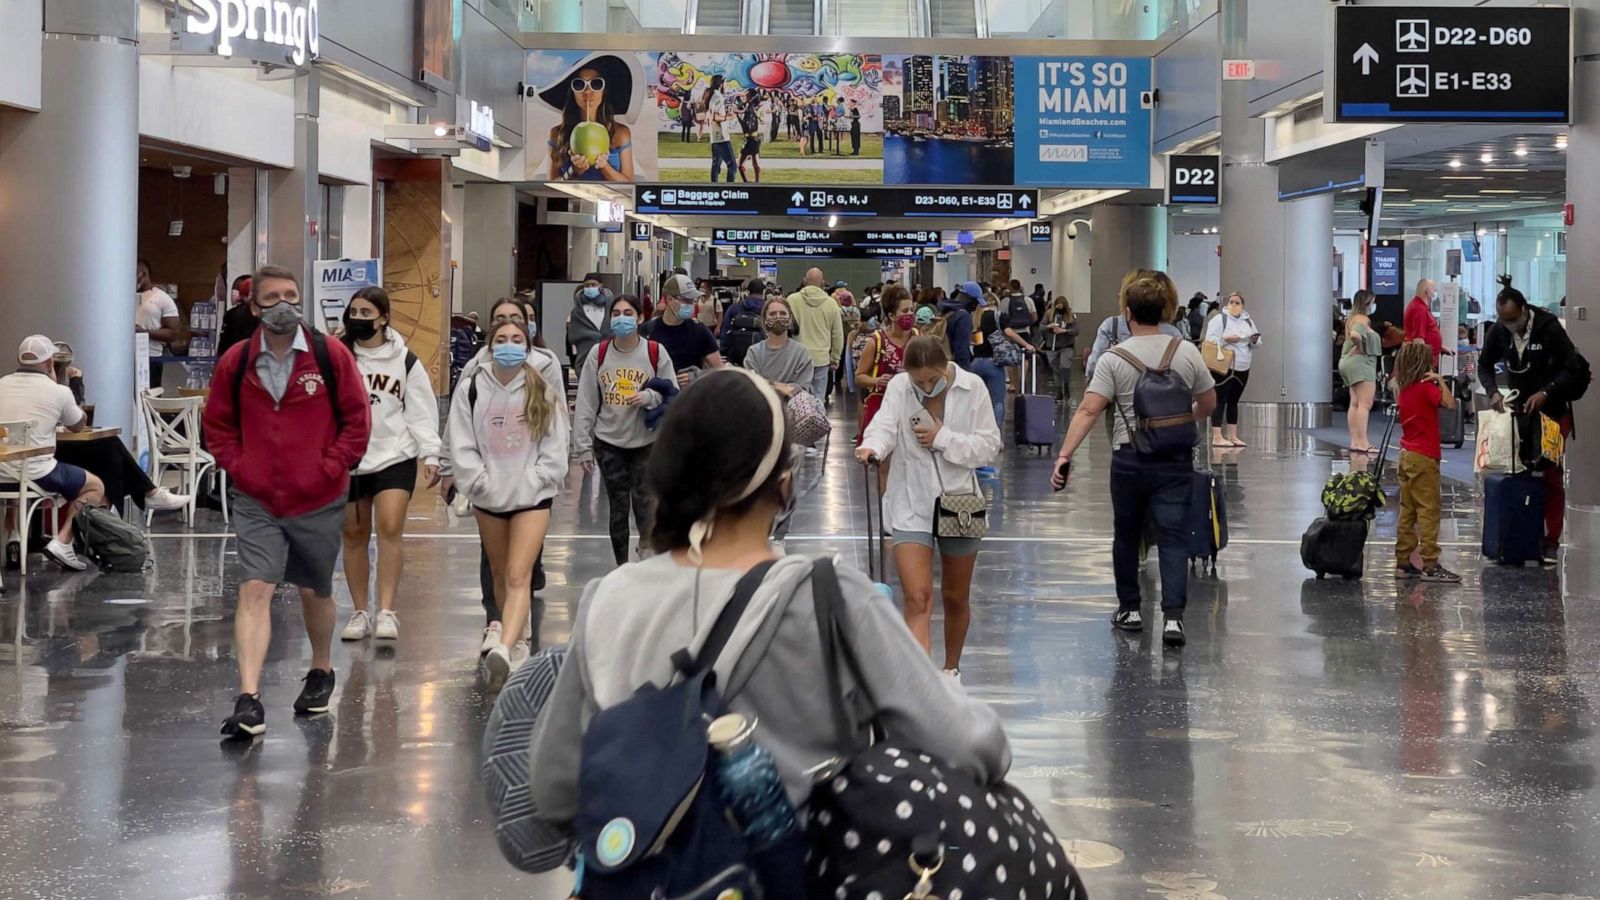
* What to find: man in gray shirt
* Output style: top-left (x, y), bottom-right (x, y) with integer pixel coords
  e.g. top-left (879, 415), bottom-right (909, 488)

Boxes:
top-left (1051, 271), bottom-right (1216, 647)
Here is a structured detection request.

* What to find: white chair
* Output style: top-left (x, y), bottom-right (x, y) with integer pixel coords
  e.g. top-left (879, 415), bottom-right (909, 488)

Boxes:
top-left (139, 394), bottom-right (228, 526)
top-left (0, 421), bottom-right (63, 581)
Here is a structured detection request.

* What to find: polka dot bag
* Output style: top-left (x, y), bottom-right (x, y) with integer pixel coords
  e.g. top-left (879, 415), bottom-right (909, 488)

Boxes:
top-left (803, 560), bottom-right (1088, 900)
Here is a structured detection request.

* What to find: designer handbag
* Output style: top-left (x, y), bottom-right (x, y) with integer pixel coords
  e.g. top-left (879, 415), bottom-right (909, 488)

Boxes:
top-left (931, 456), bottom-right (989, 539)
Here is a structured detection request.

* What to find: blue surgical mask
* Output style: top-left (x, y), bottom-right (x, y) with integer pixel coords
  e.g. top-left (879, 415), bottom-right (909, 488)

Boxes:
top-left (611, 316), bottom-right (638, 338)
top-left (677, 303), bottom-right (697, 320)
top-left (526, 319), bottom-right (538, 341)
top-left (491, 343), bottom-right (528, 367)
top-left (913, 376), bottom-right (948, 402)
top-left (582, 286), bottom-right (602, 301)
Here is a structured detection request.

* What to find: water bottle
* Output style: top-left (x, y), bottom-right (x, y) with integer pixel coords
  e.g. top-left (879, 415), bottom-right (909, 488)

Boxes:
top-left (708, 713), bottom-right (798, 851)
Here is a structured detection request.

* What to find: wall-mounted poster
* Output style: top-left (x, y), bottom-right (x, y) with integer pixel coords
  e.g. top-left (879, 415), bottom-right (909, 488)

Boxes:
top-left (526, 51), bottom-right (657, 182)
top-left (882, 54), bottom-right (1015, 186)
top-left (418, 0), bottom-right (461, 89)
top-left (652, 53), bottom-right (884, 185)
top-left (1013, 57), bottom-right (1152, 188)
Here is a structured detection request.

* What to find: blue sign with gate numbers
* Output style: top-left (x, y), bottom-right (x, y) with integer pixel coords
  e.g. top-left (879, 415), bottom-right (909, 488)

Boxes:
top-left (1014, 57), bottom-right (1152, 188)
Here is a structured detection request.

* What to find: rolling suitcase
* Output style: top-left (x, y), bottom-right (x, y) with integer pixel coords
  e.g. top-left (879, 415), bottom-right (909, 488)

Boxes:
top-left (1300, 517), bottom-right (1369, 579)
top-left (1482, 472), bottom-right (1545, 565)
top-left (862, 460), bottom-right (891, 597)
top-left (1014, 354), bottom-right (1056, 454)
top-left (1438, 400), bottom-right (1465, 450)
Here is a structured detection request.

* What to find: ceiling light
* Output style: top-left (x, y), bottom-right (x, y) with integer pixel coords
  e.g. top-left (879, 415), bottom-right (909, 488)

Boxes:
top-left (1514, 147), bottom-right (1529, 158)
top-left (1479, 153), bottom-right (1494, 164)
top-left (1480, 189), bottom-right (1523, 194)
top-left (1440, 176), bottom-right (1485, 180)
top-left (1448, 159), bottom-right (1463, 169)
top-left (828, 215), bottom-right (838, 227)
top-left (1556, 137), bottom-right (1569, 149)
top-left (1478, 228), bottom-right (1488, 237)
top-left (433, 125), bottom-right (449, 137)
top-left (1427, 233), bottom-right (1439, 240)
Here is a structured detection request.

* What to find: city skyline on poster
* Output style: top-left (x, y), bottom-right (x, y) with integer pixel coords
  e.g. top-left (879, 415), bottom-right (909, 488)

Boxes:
top-left (882, 54), bottom-right (1015, 186)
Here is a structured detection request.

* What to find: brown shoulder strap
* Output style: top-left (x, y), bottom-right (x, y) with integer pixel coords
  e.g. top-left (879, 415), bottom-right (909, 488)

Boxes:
top-left (1107, 346), bottom-right (1147, 373)
top-left (1157, 337), bottom-right (1182, 371)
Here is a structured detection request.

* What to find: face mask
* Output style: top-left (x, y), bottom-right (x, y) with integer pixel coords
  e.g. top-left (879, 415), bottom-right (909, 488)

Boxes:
top-left (258, 302), bottom-right (303, 335)
top-left (344, 319), bottom-right (379, 341)
top-left (526, 319), bottom-right (538, 341)
top-left (913, 376), bottom-right (948, 403)
top-left (765, 317), bottom-right (790, 335)
top-left (491, 343), bottom-right (528, 367)
top-left (896, 314), bottom-right (916, 331)
top-left (582, 286), bottom-right (602, 302)
top-left (611, 316), bottom-right (638, 338)
top-left (677, 303), bottom-right (697, 320)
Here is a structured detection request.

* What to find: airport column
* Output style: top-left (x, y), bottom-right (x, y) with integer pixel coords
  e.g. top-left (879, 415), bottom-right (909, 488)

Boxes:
top-left (1561, 45), bottom-right (1600, 552)
top-left (0, 2), bottom-right (138, 435)
top-left (1088, 205), bottom-right (1165, 330)
top-left (1218, 0), bottom-right (1332, 425)
top-left (266, 69), bottom-right (321, 291)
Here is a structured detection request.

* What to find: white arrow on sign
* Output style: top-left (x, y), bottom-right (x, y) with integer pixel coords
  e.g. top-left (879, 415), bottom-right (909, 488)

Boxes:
top-left (641, 191), bottom-right (656, 203)
top-left (791, 191), bottom-right (805, 205)
top-left (1353, 43), bottom-right (1380, 76)
top-left (1019, 194), bottom-right (1033, 209)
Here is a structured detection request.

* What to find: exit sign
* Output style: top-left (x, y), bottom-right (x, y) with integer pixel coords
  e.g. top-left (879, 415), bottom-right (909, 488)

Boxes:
top-left (1223, 59), bottom-right (1256, 80)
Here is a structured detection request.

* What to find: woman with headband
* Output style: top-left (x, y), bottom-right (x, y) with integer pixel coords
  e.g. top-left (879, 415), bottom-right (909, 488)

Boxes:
top-left (528, 369), bottom-right (1008, 832)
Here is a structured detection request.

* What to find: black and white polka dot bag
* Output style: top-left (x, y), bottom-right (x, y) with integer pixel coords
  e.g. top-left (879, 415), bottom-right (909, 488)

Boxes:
top-left (803, 560), bottom-right (1088, 900)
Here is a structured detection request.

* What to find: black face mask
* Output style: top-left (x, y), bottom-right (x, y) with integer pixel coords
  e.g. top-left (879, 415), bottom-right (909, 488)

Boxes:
top-left (344, 319), bottom-right (380, 341)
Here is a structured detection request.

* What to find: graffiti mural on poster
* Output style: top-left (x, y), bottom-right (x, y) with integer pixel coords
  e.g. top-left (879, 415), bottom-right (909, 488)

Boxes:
top-left (1014, 57), bottom-right (1153, 188)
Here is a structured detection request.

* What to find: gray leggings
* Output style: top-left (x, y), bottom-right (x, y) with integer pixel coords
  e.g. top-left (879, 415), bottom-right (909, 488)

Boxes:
top-left (1044, 347), bottom-right (1075, 401)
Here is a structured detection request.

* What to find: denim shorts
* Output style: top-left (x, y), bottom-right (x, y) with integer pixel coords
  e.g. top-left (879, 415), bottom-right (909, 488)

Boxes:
top-left (892, 530), bottom-right (981, 558)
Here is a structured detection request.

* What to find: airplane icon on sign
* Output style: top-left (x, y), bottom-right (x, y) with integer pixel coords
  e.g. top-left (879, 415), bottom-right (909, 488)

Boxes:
top-left (1396, 19), bottom-right (1429, 53)
top-left (1397, 65), bottom-right (1429, 97)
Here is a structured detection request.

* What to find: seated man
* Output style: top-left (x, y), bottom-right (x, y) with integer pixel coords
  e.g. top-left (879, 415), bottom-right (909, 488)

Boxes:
top-left (0, 335), bottom-right (108, 570)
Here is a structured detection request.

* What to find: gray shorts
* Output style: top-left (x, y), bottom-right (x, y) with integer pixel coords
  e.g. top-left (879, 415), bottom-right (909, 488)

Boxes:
top-left (231, 493), bottom-right (345, 596)
top-left (892, 530), bottom-right (981, 558)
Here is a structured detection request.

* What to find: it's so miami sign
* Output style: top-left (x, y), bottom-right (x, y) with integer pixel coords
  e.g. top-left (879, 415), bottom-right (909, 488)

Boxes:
top-left (186, 0), bottom-right (321, 67)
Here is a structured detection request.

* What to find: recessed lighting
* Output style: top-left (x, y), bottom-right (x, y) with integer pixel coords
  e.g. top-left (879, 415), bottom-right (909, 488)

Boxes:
top-left (433, 125), bottom-right (449, 137)
top-left (1440, 176), bottom-right (1485, 180)
top-left (1514, 148), bottom-right (1529, 158)
top-left (828, 215), bottom-right (838, 227)
top-left (1480, 189), bottom-right (1523, 194)
top-left (1478, 228), bottom-right (1488, 237)
top-left (1427, 234), bottom-right (1439, 240)
top-left (1448, 159), bottom-right (1463, 168)
top-left (1479, 153), bottom-right (1494, 164)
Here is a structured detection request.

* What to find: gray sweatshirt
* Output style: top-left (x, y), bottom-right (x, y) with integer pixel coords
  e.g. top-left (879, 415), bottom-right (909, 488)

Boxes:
top-left (743, 338), bottom-right (816, 392)
top-left (527, 554), bottom-right (1011, 822)
top-left (438, 345), bottom-right (563, 479)
top-left (571, 338), bottom-right (676, 460)
top-left (445, 363), bottom-right (570, 513)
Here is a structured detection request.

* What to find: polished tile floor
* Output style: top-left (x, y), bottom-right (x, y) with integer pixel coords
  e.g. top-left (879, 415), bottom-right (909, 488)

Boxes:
top-left (1, 406), bottom-right (1597, 899)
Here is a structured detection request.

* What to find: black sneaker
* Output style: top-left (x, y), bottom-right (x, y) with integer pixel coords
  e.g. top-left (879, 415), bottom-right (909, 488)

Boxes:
top-left (1111, 609), bottom-right (1143, 631)
top-left (1542, 542), bottom-right (1561, 566)
top-left (292, 669), bottom-right (336, 715)
top-left (1162, 619), bottom-right (1186, 647)
top-left (1421, 564), bottom-right (1462, 584)
top-left (1395, 563), bottom-right (1423, 579)
top-left (220, 693), bottom-right (265, 739)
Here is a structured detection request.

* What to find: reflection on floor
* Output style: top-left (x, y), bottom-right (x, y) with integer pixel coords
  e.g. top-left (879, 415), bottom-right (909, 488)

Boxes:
top-left (1, 416), bottom-right (1596, 899)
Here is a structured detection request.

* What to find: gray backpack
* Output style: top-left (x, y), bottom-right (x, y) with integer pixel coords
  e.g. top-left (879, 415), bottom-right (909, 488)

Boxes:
top-left (74, 506), bottom-right (151, 572)
top-left (1109, 337), bottom-right (1200, 458)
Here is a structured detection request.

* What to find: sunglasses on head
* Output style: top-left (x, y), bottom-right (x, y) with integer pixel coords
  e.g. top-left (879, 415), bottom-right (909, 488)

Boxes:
top-left (571, 77), bottom-right (605, 92)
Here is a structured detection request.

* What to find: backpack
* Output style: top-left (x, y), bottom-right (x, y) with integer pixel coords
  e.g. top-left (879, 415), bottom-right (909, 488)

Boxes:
top-left (1006, 295), bottom-right (1034, 328)
top-left (74, 505), bottom-right (151, 572)
top-left (573, 561), bottom-right (808, 899)
top-left (1108, 337), bottom-right (1200, 457)
top-left (483, 644), bottom-right (573, 873)
top-left (722, 305), bottom-right (764, 366)
top-left (1321, 470), bottom-right (1385, 521)
top-left (740, 103), bottom-right (760, 136)
top-left (231, 326), bottom-right (341, 434)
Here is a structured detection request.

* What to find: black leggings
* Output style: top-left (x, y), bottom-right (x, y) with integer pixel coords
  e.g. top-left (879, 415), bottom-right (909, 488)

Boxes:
top-left (1212, 369), bottom-right (1251, 427)
top-left (595, 440), bottom-right (653, 564)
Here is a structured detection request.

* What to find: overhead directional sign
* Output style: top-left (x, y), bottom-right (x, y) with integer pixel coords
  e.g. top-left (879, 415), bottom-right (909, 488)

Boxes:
top-left (1166, 154), bottom-right (1220, 205)
top-left (1029, 222), bottom-right (1053, 243)
top-left (635, 185), bottom-right (1038, 219)
top-left (630, 221), bottom-right (651, 242)
top-left (1328, 6), bottom-right (1571, 123)
top-left (733, 244), bottom-right (927, 260)
top-left (711, 228), bottom-right (942, 248)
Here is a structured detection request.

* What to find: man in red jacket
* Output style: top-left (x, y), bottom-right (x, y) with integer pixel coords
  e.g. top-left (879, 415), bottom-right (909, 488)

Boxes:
top-left (1404, 278), bottom-right (1452, 365)
top-left (205, 265), bottom-right (371, 740)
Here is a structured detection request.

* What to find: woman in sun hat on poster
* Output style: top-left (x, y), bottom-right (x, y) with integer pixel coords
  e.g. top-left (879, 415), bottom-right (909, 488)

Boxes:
top-left (537, 52), bottom-right (645, 182)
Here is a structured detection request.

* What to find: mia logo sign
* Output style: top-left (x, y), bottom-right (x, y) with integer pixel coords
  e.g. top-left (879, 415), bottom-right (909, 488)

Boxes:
top-left (186, 0), bottom-right (321, 67)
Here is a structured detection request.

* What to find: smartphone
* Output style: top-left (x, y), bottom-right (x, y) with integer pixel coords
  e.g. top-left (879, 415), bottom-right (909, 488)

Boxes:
top-left (1053, 459), bottom-right (1071, 491)
top-left (910, 408), bottom-right (934, 431)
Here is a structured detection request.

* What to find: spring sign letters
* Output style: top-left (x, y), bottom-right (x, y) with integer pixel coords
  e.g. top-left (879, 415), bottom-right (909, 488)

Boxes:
top-left (187, 0), bottom-right (321, 67)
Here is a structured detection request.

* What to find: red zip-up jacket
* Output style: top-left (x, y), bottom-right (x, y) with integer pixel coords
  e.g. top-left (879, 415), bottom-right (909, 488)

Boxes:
top-left (204, 327), bottom-right (371, 518)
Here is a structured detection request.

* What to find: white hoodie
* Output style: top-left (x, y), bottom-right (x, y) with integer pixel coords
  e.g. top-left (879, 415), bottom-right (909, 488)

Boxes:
top-left (446, 360), bottom-right (570, 513)
top-left (438, 344), bottom-right (564, 480)
top-left (352, 331), bottom-right (441, 475)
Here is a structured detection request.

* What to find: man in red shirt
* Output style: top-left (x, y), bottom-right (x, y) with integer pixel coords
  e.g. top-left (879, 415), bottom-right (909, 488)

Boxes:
top-left (1404, 278), bottom-right (1452, 364)
top-left (205, 265), bottom-right (371, 740)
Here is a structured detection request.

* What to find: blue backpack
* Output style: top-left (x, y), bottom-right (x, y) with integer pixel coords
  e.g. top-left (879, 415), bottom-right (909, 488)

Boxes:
top-left (1109, 337), bottom-right (1200, 458)
top-left (573, 560), bottom-right (807, 899)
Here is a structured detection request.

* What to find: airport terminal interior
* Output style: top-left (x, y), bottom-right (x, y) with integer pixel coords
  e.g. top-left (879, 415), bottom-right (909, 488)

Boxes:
top-left (5, 0), bottom-right (1600, 898)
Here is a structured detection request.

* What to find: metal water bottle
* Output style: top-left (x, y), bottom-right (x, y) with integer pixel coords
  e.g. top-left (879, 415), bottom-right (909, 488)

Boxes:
top-left (708, 713), bottom-right (798, 850)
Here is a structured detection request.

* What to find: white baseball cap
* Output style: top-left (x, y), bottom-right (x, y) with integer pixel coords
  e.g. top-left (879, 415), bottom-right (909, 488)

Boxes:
top-left (18, 334), bottom-right (55, 366)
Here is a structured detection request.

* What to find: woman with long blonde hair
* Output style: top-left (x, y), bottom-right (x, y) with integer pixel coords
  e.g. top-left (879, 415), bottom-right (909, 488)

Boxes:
top-left (447, 319), bottom-right (570, 690)
top-left (1339, 289), bottom-right (1383, 453)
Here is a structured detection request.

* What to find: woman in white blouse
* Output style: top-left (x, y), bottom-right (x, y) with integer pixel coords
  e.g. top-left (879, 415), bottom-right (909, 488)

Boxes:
top-left (1203, 291), bottom-right (1262, 447)
top-left (856, 336), bottom-right (1002, 682)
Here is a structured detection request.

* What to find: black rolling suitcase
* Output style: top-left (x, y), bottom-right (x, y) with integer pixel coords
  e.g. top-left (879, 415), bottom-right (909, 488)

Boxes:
top-left (1438, 400), bottom-right (1465, 450)
top-left (1014, 354), bottom-right (1056, 454)
top-left (1300, 517), bottom-right (1369, 579)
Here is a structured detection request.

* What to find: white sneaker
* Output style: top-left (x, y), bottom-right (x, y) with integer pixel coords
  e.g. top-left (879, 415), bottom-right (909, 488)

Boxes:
top-left (510, 639), bottom-right (531, 671)
top-left (484, 644), bottom-right (512, 692)
top-left (45, 539), bottom-right (87, 571)
top-left (450, 492), bottom-right (472, 517)
top-left (374, 610), bottom-right (399, 641)
top-left (144, 488), bottom-right (191, 512)
top-left (480, 622), bottom-right (502, 657)
top-left (340, 610), bottom-right (371, 641)
top-left (942, 668), bottom-right (962, 685)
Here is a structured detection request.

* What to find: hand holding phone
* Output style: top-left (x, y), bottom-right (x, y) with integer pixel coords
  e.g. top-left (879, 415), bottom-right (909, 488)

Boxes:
top-left (1052, 458), bottom-right (1071, 492)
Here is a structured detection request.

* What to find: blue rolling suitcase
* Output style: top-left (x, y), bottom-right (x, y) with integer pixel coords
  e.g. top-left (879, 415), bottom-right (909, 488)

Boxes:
top-left (1482, 472), bottom-right (1545, 565)
top-left (1014, 355), bottom-right (1056, 454)
top-left (1187, 468), bottom-right (1228, 575)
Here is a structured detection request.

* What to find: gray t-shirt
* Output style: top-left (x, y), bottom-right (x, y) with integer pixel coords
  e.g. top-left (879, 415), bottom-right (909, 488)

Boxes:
top-left (1087, 334), bottom-right (1216, 449)
top-left (743, 339), bottom-right (815, 392)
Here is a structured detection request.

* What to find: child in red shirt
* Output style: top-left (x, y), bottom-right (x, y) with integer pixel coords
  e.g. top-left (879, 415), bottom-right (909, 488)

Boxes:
top-left (1393, 340), bottom-right (1460, 583)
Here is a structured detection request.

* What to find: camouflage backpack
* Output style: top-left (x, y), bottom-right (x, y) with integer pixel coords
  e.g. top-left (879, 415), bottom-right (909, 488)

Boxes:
top-left (1322, 471), bottom-right (1385, 521)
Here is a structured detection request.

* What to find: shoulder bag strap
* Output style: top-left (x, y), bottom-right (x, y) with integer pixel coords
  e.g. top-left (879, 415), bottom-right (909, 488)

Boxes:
top-left (1104, 348), bottom-right (1144, 442)
top-left (678, 559), bottom-right (780, 679)
top-left (309, 331), bottom-right (343, 431)
top-left (1158, 337), bottom-right (1182, 371)
top-left (1107, 345), bottom-right (1146, 372)
top-left (810, 557), bottom-right (876, 751)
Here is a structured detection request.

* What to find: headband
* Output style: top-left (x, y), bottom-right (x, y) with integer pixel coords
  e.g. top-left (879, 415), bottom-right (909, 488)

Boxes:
top-left (687, 369), bottom-right (787, 564)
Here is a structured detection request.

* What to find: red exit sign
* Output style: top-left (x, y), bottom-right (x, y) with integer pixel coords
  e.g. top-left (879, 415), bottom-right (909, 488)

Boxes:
top-left (1223, 59), bottom-right (1256, 81)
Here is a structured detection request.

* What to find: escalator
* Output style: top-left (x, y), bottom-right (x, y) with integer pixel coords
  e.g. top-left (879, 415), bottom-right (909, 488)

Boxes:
top-left (693, 0), bottom-right (743, 34)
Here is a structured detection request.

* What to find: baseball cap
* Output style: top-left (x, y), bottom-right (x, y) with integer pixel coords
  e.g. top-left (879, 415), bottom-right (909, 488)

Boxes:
top-left (18, 335), bottom-right (55, 365)
top-left (663, 273), bottom-right (703, 301)
top-left (52, 341), bottom-right (74, 364)
top-left (915, 306), bottom-right (935, 325)
top-left (957, 281), bottom-right (984, 301)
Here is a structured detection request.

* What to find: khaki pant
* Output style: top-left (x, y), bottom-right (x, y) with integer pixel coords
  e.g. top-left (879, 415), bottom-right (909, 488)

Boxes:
top-left (1396, 450), bottom-right (1442, 567)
